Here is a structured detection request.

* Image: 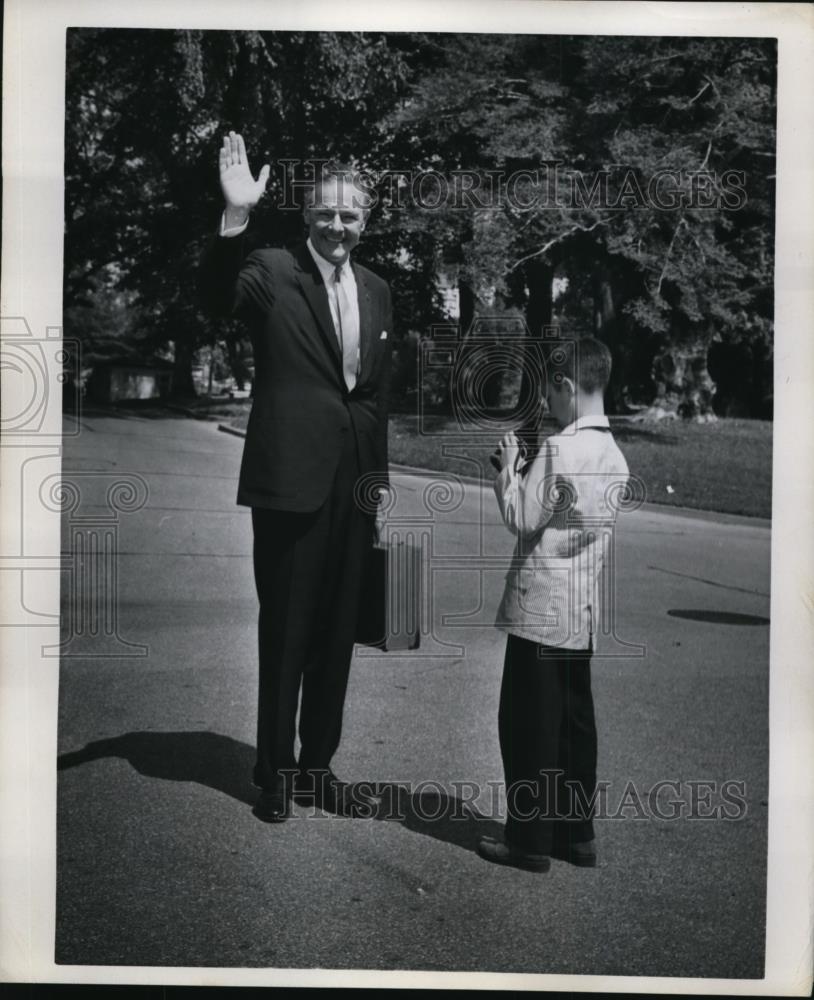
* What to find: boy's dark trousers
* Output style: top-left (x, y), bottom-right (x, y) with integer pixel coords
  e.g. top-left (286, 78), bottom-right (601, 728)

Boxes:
top-left (499, 633), bottom-right (597, 855)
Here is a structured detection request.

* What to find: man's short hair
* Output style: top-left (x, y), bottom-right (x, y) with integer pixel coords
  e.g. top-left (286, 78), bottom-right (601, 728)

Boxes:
top-left (548, 336), bottom-right (612, 394)
top-left (304, 161), bottom-right (373, 213)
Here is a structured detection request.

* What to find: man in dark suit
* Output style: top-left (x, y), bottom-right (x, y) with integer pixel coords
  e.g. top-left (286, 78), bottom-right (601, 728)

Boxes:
top-left (200, 131), bottom-right (392, 822)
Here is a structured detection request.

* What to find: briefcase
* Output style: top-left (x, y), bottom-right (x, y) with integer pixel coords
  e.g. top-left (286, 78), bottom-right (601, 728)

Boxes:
top-left (356, 539), bottom-right (421, 651)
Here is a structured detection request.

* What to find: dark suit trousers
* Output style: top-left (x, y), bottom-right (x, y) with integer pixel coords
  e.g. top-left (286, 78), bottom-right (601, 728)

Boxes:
top-left (251, 429), bottom-right (373, 790)
top-left (499, 633), bottom-right (597, 854)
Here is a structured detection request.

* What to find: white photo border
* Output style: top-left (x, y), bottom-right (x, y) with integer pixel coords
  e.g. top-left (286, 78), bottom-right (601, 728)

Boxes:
top-left (1, 0), bottom-right (812, 993)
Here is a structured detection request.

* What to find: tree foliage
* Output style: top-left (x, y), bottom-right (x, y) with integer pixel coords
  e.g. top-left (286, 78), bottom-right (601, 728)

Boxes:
top-left (379, 33), bottom-right (776, 417)
top-left (64, 30), bottom-right (775, 415)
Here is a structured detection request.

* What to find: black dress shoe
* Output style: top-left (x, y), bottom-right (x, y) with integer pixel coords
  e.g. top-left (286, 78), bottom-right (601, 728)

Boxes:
top-left (476, 836), bottom-right (551, 873)
top-left (551, 839), bottom-right (597, 867)
top-left (252, 787), bottom-right (291, 823)
top-left (294, 767), bottom-right (374, 817)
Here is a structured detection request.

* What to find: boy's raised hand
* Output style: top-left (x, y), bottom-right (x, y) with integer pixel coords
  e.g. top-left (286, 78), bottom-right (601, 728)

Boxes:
top-left (496, 430), bottom-right (523, 472)
top-left (219, 130), bottom-right (270, 226)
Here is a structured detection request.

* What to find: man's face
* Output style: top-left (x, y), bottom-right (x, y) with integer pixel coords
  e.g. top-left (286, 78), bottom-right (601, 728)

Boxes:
top-left (305, 178), bottom-right (368, 267)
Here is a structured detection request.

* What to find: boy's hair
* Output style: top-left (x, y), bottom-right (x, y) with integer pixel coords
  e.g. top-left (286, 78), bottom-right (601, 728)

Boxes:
top-left (548, 336), bottom-right (612, 394)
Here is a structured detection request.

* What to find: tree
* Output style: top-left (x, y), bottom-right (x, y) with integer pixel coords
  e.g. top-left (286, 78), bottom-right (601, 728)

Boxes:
top-left (64, 28), bottom-right (409, 396)
top-left (65, 31), bottom-right (775, 418)
top-left (558, 35), bottom-right (777, 419)
top-left (379, 33), bottom-right (776, 420)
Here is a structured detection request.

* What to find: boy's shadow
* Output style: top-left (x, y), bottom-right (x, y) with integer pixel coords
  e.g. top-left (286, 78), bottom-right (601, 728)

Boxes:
top-left (365, 781), bottom-right (503, 848)
top-left (57, 731), bottom-right (503, 851)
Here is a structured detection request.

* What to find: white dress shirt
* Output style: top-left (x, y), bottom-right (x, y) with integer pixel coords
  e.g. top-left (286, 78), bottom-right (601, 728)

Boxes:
top-left (220, 211), bottom-right (249, 238)
top-left (219, 213), bottom-right (360, 389)
top-left (305, 239), bottom-right (360, 390)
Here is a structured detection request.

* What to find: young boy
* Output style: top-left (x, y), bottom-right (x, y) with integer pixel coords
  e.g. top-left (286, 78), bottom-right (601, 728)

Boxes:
top-left (479, 336), bottom-right (630, 872)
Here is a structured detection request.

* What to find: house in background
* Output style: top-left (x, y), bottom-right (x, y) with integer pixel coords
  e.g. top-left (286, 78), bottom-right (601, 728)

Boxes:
top-left (86, 358), bottom-right (174, 404)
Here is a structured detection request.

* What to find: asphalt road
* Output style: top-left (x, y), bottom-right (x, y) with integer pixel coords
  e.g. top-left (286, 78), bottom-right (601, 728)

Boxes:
top-left (55, 408), bottom-right (770, 978)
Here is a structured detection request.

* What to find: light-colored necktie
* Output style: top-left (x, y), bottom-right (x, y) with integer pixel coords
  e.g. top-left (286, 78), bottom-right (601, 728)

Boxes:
top-left (333, 265), bottom-right (358, 391)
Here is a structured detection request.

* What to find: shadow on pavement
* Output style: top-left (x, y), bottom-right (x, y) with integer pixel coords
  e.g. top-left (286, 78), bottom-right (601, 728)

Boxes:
top-left (667, 609), bottom-right (770, 625)
top-left (370, 782), bottom-right (505, 850)
top-left (57, 730), bottom-right (505, 851)
top-left (57, 730), bottom-right (258, 805)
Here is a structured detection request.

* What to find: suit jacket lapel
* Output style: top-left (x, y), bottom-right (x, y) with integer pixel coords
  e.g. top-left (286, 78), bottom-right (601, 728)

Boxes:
top-left (293, 243), bottom-right (343, 375)
top-left (354, 263), bottom-right (374, 385)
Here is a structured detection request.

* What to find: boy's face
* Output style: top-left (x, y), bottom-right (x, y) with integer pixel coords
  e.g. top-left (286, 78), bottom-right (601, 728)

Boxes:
top-left (546, 377), bottom-right (575, 427)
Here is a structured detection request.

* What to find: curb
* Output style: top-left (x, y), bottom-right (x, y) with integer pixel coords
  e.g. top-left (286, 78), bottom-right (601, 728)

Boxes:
top-left (163, 403), bottom-right (236, 429)
top-left (216, 423), bottom-right (771, 529)
top-left (217, 423), bottom-right (249, 439)
top-left (166, 403), bottom-right (209, 420)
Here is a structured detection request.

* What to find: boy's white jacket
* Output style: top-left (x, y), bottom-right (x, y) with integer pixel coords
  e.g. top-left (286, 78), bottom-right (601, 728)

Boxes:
top-left (494, 414), bottom-right (630, 651)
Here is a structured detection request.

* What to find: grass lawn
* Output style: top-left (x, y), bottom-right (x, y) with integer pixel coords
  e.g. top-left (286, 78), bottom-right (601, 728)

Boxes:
top-left (214, 401), bottom-right (771, 519)
top-left (608, 417), bottom-right (772, 519)
top-left (389, 413), bottom-right (772, 520)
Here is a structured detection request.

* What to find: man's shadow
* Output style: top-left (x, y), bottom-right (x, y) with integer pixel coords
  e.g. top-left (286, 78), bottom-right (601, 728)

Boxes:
top-left (57, 731), bottom-right (259, 805)
top-left (57, 731), bottom-right (504, 851)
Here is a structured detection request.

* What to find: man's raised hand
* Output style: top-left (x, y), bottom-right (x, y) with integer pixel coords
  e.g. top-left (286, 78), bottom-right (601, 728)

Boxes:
top-left (219, 131), bottom-right (270, 228)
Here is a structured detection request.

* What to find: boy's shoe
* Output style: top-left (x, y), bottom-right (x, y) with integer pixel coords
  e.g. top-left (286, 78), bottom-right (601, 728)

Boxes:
top-left (551, 839), bottom-right (597, 867)
top-left (476, 836), bottom-right (551, 873)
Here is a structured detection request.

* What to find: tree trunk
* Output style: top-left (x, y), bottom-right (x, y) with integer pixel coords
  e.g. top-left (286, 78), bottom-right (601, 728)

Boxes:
top-left (207, 342), bottom-right (215, 397)
top-left (636, 331), bottom-right (717, 422)
top-left (525, 259), bottom-right (553, 339)
top-left (171, 337), bottom-right (197, 399)
top-left (519, 260), bottom-right (553, 452)
top-left (225, 336), bottom-right (251, 392)
top-left (592, 264), bottom-right (615, 339)
top-left (592, 261), bottom-right (624, 413)
top-left (458, 278), bottom-right (476, 338)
